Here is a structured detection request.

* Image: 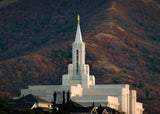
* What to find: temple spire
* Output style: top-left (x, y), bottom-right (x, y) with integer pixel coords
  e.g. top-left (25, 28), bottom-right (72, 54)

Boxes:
top-left (75, 15), bottom-right (83, 43)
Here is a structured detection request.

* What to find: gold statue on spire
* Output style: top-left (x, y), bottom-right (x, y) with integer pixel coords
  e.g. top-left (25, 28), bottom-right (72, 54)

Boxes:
top-left (78, 14), bottom-right (80, 24)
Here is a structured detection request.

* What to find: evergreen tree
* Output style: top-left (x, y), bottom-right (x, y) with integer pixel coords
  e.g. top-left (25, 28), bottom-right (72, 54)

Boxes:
top-left (53, 92), bottom-right (57, 105)
top-left (92, 101), bottom-right (95, 107)
top-left (62, 91), bottom-right (65, 108)
top-left (67, 91), bottom-right (70, 103)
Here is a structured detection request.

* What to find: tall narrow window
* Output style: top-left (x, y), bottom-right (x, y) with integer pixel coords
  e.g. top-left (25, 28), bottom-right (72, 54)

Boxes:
top-left (76, 50), bottom-right (79, 76)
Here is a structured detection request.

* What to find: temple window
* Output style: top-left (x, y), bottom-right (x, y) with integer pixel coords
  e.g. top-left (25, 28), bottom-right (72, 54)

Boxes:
top-left (76, 50), bottom-right (79, 75)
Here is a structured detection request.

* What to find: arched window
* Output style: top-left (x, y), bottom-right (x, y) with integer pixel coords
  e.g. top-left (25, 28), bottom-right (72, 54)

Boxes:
top-left (76, 50), bottom-right (79, 76)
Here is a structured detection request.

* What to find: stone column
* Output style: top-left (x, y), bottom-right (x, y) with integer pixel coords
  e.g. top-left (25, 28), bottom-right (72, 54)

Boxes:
top-left (130, 90), bottom-right (136, 114)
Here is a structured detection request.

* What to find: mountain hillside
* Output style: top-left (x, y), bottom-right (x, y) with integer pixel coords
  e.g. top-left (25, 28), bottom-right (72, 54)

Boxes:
top-left (0, 0), bottom-right (160, 113)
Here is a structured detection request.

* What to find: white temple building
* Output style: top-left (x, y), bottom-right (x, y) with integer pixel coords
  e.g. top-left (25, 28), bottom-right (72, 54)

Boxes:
top-left (19, 15), bottom-right (144, 114)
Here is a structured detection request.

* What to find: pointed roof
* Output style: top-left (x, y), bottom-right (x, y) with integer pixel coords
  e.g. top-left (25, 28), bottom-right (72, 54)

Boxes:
top-left (75, 15), bottom-right (83, 43)
top-left (7, 94), bottom-right (50, 109)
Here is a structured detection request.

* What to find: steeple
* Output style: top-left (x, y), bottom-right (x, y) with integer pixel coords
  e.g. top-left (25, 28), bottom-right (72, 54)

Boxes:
top-left (62, 15), bottom-right (95, 88)
top-left (75, 15), bottom-right (83, 43)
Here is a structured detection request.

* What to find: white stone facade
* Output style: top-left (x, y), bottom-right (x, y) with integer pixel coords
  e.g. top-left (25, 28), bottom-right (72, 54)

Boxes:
top-left (19, 16), bottom-right (144, 114)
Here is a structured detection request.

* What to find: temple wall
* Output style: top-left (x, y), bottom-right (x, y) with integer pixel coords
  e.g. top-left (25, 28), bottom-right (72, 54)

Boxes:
top-left (130, 90), bottom-right (136, 114)
top-left (136, 102), bottom-right (144, 114)
top-left (70, 84), bottom-right (83, 97)
top-left (83, 85), bottom-right (125, 96)
top-left (82, 84), bottom-right (130, 114)
top-left (21, 85), bottom-right (70, 103)
top-left (107, 96), bottom-right (119, 110)
top-left (72, 96), bottom-right (119, 110)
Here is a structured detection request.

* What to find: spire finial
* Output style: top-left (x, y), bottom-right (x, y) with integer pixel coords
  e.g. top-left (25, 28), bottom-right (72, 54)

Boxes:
top-left (75, 14), bottom-right (82, 43)
top-left (78, 14), bottom-right (80, 24)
